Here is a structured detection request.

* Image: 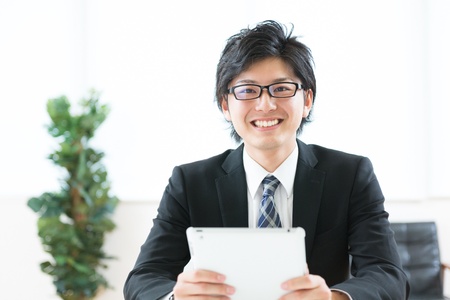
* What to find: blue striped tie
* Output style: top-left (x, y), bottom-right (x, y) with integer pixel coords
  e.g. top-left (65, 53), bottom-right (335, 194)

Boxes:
top-left (258, 175), bottom-right (282, 228)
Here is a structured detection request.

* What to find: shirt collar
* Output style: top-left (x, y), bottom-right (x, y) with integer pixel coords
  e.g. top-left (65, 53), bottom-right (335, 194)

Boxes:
top-left (243, 145), bottom-right (298, 199)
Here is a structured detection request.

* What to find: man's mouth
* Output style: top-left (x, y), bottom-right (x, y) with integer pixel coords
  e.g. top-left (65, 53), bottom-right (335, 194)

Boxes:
top-left (253, 119), bottom-right (280, 128)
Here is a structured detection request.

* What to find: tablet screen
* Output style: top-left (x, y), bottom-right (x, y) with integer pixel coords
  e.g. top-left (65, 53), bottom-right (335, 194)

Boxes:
top-left (186, 227), bottom-right (306, 300)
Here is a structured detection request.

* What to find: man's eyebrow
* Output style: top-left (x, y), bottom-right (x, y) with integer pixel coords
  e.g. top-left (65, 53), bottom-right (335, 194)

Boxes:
top-left (234, 77), bottom-right (295, 85)
top-left (234, 79), bottom-right (257, 85)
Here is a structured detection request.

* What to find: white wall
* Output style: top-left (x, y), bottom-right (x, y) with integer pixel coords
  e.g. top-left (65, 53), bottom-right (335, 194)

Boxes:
top-left (1, 0), bottom-right (449, 299)
top-left (2, 0), bottom-right (449, 203)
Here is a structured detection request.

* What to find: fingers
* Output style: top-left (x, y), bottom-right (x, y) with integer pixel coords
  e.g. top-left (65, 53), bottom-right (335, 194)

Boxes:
top-left (178, 269), bottom-right (227, 284)
top-left (280, 274), bottom-right (331, 300)
top-left (281, 273), bottom-right (325, 290)
top-left (174, 270), bottom-right (235, 299)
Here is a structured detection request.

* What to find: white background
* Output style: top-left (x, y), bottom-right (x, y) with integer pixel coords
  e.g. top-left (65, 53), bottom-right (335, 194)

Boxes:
top-left (1, 0), bottom-right (449, 203)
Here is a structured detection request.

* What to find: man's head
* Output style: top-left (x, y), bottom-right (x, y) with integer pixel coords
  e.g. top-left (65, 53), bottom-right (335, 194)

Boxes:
top-left (215, 20), bottom-right (316, 143)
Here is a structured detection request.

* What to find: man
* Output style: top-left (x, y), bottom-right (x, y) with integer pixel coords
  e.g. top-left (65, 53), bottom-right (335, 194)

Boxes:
top-left (124, 20), bottom-right (409, 299)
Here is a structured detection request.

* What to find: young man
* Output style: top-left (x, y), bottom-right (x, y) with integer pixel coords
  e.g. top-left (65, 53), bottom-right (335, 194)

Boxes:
top-left (124, 20), bottom-right (409, 299)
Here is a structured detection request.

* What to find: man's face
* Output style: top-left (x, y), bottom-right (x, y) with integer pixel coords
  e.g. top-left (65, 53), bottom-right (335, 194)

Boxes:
top-left (221, 57), bottom-right (312, 158)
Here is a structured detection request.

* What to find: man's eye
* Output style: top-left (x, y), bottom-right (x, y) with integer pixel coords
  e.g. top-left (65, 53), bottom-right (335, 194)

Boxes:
top-left (237, 87), bottom-right (258, 94)
top-left (274, 85), bottom-right (292, 92)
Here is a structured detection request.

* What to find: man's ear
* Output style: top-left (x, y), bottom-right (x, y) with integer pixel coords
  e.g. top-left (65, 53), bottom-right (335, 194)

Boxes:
top-left (303, 89), bottom-right (313, 118)
top-left (221, 98), bottom-right (231, 121)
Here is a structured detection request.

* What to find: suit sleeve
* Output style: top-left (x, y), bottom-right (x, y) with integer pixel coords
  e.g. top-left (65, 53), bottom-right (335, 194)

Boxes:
top-left (123, 166), bottom-right (191, 300)
top-left (331, 157), bottom-right (409, 299)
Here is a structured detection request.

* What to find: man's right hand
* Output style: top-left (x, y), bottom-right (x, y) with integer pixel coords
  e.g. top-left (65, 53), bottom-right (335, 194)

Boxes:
top-left (173, 269), bottom-right (236, 299)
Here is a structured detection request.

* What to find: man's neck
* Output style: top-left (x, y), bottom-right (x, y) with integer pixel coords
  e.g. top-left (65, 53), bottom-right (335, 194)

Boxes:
top-left (245, 142), bottom-right (297, 173)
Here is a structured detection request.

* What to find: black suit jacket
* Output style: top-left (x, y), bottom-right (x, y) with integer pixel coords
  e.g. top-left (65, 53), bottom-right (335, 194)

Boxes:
top-left (124, 140), bottom-right (409, 299)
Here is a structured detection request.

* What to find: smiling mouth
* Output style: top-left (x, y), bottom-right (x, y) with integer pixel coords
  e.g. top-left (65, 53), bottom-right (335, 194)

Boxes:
top-left (253, 119), bottom-right (280, 128)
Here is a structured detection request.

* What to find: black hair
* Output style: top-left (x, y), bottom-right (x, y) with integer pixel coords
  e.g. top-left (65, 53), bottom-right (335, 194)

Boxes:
top-left (215, 20), bottom-right (316, 143)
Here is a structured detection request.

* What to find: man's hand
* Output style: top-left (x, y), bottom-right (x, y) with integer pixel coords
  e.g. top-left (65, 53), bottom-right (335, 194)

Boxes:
top-left (173, 269), bottom-right (235, 299)
top-left (279, 273), bottom-right (350, 300)
top-left (173, 269), bottom-right (349, 300)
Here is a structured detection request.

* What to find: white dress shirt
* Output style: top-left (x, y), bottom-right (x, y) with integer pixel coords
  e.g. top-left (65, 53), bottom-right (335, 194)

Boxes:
top-left (243, 146), bottom-right (297, 228)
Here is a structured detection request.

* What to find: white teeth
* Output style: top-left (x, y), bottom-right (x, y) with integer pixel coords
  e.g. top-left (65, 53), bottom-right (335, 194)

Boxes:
top-left (254, 119), bottom-right (279, 128)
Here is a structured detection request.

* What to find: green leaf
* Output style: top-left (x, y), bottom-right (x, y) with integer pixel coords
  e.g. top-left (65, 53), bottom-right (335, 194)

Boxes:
top-left (27, 197), bottom-right (44, 212)
top-left (47, 96), bottom-right (72, 137)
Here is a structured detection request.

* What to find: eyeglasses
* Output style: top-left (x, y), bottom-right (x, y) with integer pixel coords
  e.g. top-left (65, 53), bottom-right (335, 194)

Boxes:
top-left (227, 82), bottom-right (303, 101)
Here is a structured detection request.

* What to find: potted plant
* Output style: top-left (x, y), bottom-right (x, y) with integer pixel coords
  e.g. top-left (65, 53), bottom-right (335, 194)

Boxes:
top-left (28, 90), bottom-right (119, 300)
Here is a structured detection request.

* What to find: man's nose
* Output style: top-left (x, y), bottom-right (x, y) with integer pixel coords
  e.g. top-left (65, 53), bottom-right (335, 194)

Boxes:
top-left (255, 89), bottom-right (276, 111)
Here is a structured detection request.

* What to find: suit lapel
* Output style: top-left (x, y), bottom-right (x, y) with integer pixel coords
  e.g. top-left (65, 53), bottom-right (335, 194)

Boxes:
top-left (293, 140), bottom-right (325, 260)
top-left (215, 144), bottom-right (249, 227)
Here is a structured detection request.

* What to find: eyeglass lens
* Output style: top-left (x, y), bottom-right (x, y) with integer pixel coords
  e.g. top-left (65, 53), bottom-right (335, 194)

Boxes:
top-left (233, 82), bottom-right (298, 100)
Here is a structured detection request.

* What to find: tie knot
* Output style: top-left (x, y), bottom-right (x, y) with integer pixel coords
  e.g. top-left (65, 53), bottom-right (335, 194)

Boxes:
top-left (262, 175), bottom-right (280, 197)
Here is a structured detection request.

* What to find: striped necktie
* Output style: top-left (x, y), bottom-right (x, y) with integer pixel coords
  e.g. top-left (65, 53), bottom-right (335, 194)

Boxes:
top-left (257, 175), bottom-right (282, 228)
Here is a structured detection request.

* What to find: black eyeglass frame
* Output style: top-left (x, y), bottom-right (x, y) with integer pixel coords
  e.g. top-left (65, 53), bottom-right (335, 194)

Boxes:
top-left (227, 82), bottom-right (304, 101)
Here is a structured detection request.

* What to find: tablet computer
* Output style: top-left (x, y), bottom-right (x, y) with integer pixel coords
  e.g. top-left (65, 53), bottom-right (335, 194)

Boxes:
top-left (186, 227), bottom-right (306, 299)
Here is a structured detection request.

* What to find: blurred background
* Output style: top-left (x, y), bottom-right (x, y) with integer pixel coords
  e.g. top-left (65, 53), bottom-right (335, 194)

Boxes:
top-left (1, 0), bottom-right (449, 299)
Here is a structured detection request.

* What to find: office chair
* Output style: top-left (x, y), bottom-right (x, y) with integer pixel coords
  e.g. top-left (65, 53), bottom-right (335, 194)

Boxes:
top-left (391, 221), bottom-right (449, 300)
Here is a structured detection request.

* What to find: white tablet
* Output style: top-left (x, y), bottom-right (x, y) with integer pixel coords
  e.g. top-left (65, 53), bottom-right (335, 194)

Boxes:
top-left (186, 227), bottom-right (306, 300)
